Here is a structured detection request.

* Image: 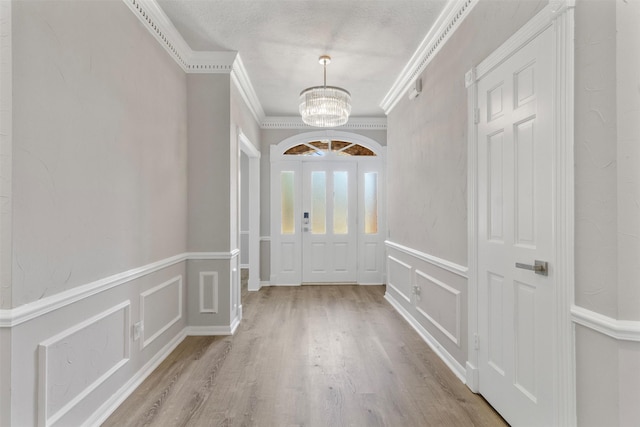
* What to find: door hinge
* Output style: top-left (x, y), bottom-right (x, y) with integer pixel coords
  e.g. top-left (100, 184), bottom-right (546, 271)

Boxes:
top-left (474, 108), bottom-right (480, 124)
top-left (474, 333), bottom-right (480, 350)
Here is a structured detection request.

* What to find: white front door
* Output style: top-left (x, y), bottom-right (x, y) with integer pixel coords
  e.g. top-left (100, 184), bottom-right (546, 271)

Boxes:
top-left (477, 26), bottom-right (555, 426)
top-left (302, 161), bottom-right (357, 283)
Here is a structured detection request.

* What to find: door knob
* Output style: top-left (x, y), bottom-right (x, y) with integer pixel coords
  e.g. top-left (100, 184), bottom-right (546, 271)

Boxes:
top-left (515, 260), bottom-right (548, 276)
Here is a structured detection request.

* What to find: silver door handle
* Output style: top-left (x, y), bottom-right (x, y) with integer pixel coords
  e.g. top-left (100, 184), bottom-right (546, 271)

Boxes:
top-left (515, 260), bottom-right (548, 276)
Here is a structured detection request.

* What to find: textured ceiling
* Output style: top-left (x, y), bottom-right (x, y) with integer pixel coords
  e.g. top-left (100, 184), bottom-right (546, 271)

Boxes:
top-left (157, 0), bottom-right (448, 118)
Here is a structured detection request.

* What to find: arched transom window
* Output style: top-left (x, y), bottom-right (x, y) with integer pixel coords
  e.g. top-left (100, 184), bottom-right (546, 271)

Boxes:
top-left (284, 140), bottom-right (376, 157)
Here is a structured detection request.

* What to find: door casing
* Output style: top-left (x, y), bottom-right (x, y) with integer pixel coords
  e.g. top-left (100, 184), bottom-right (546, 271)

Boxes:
top-left (270, 131), bottom-right (386, 286)
top-left (466, 1), bottom-right (576, 425)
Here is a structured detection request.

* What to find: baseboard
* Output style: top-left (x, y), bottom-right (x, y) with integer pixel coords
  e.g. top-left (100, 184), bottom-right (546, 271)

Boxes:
top-left (465, 362), bottom-right (479, 392)
top-left (186, 325), bottom-right (235, 336)
top-left (82, 328), bottom-right (187, 427)
top-left (384, 291), bottom-right (466, 383)
top-left (229, 314), bottom-right (241, 335)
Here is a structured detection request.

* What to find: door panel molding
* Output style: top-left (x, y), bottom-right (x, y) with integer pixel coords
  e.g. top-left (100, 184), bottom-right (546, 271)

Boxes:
top-left (466, 1), bottom-right (575, 425)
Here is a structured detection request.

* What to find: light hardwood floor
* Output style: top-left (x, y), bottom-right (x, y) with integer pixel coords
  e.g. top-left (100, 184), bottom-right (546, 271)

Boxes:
top-left (104, 280), bottom-right (507, 426)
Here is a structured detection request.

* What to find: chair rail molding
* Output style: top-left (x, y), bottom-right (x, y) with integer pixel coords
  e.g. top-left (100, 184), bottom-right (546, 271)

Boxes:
top-left (571, 305), bottom-right (640, 342)
top-left (0, 251), bottom-right (239, 328)
top-left (385, 240), bottom-right (468, 278)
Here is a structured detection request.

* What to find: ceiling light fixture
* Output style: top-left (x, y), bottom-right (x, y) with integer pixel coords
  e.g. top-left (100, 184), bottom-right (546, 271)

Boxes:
top-left (299, 55), bottom-right (351, 128)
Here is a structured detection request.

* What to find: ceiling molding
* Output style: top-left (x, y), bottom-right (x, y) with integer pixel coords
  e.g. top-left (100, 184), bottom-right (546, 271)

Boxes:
top-left (231, 55), bottom-right (266, 123)
top-left (261, 117), bottom-right (387, 130)
top-left (123, 0), bottom-right (265, 123)
top-left (188, 51), bottom-right (236, 74)
top-left (123, 0), bottom-right (192, 71)
top-left (379, 0), bottom-right (479, 115)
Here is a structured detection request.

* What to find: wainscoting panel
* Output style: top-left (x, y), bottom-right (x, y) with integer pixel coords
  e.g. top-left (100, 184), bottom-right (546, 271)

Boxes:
top-left (199, 272), bottom-right (219, 313)
top-left (387, 255), bottom-right (412, 303)
top-left (38, 302), bottom-right (130, 427)
top-left (140, 276), bottom-right (183, 349)
top-left (2, 251), bottom-right (246, 426)
top-left (415, 269), bottom-right (461, 346)
top-left (385, 241), bottom-right (468, 381)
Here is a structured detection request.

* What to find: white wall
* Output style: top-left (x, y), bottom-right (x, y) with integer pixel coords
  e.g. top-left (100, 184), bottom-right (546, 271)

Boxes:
top-left (11, 0), bottom-right (188, 308)
top-left (2, 1), bottom-right (190, 425)
top-left (574, 0), bottom-right (640, 425)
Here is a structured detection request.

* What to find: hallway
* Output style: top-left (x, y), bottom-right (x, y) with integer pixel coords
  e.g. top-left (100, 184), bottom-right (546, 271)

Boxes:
top-left (104, 283), bottom-right (506, 426)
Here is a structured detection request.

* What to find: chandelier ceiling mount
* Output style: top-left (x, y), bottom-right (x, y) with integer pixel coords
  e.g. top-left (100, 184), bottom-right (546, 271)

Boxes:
top-left (299, 55), bottom-right (352, 128)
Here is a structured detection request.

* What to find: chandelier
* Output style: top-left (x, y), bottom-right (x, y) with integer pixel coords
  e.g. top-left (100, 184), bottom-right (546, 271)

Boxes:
top-left (299, 55), bottom-right (351, 127)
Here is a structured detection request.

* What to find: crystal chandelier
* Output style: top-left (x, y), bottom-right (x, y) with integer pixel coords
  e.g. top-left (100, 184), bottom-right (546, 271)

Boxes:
top-left (299, 55), bottom-right (351, 127)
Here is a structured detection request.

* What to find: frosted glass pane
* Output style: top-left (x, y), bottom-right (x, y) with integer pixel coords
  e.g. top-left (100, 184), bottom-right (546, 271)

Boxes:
top-left (311, 171), bottom-right (326, 234)
top-left (334, 171), bottom-right (348, 234)
top-left (281, 171), bottom-right (295, 235)
top-left (364, 172), bottom-right (378, 234)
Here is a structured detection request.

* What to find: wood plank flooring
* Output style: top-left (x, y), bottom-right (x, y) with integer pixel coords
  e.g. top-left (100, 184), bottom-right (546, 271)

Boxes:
top-left (104, 281), bottom-right (507, 427)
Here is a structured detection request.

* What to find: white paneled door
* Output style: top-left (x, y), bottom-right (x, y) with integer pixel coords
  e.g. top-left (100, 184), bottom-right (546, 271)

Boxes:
top-left (477, 26), bottom-right (555, 426)
top-left (302, 162), bottom-right (357, 283)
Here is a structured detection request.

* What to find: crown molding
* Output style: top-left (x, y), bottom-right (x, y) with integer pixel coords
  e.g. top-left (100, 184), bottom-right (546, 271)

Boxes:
top-left (380, 0), bottom-right (479, 115)
top-left (188, 51), bottom-right (236, 74)
top-left (260, 116), bottom-right (387, 130)
top-left (123, 0), bottom-right (264, 123)
top-left (123, 0), bottom-right (192, 71)
top-left (231, 55), bottom-right (266, 123)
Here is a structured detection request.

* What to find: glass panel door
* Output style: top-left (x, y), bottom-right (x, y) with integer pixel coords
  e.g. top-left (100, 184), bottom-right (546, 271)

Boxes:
top-left (302, 162), bottom-right (357, 283)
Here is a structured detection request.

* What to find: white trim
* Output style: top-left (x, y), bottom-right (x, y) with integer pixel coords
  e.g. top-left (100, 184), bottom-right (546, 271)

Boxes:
top-left (465, 362), bottom-right (479, 392)
top-left (231, 56), bottom-right (266, 123)
top-left (571, 306), bottom-right (640, 342)
top-left (475, 6), bottom-right (553, 80)
top-left (0, 251), bottom-right (239, 328)
top-left (82, 328), bottom-right (187, 427)
top-left (272, 130), bottom-right (385, 161)
top-left (185, 249), bottom-right (240, 260)
top-left (238, 131), bottom-right (261, 158)
top-left (121, 1), bottom-right (263, 123)
top-left (199, 272), bottom-right (219, 314)
top-left (260, 236), bottom-right (271, 242)
top-left (552, 4), bottom-right (576, 425)
top-left (121, 0), bottom-right (191, 71)
top-left (385, 240), bottom-right (468, 278)
top-left (380, 0), bottom-right (479, 114)
top-left (38, 301), bottom-right (131, 427)
top-left (140, 276), bottom-right (183, 349)
top-left (239, 131), bottom-right (261, 292)
top-left (415, 269), bottom-right (461, 346)
top-left (261, 116), bottom-right (387, 130)
top-left (384, 291), bottom-right (466, 383)
top-left (185, 325), bottom-right (236, 336)
top-left (466, 2), bottom-right (576, 425)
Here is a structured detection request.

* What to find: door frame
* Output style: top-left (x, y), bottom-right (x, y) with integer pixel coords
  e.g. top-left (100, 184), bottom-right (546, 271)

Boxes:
top-left (466, 1), bottom-right (575, 425)
top-left (270, 130), bottom-right (386, 286)
top-left (238, 130), bottom-right (261, 292)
